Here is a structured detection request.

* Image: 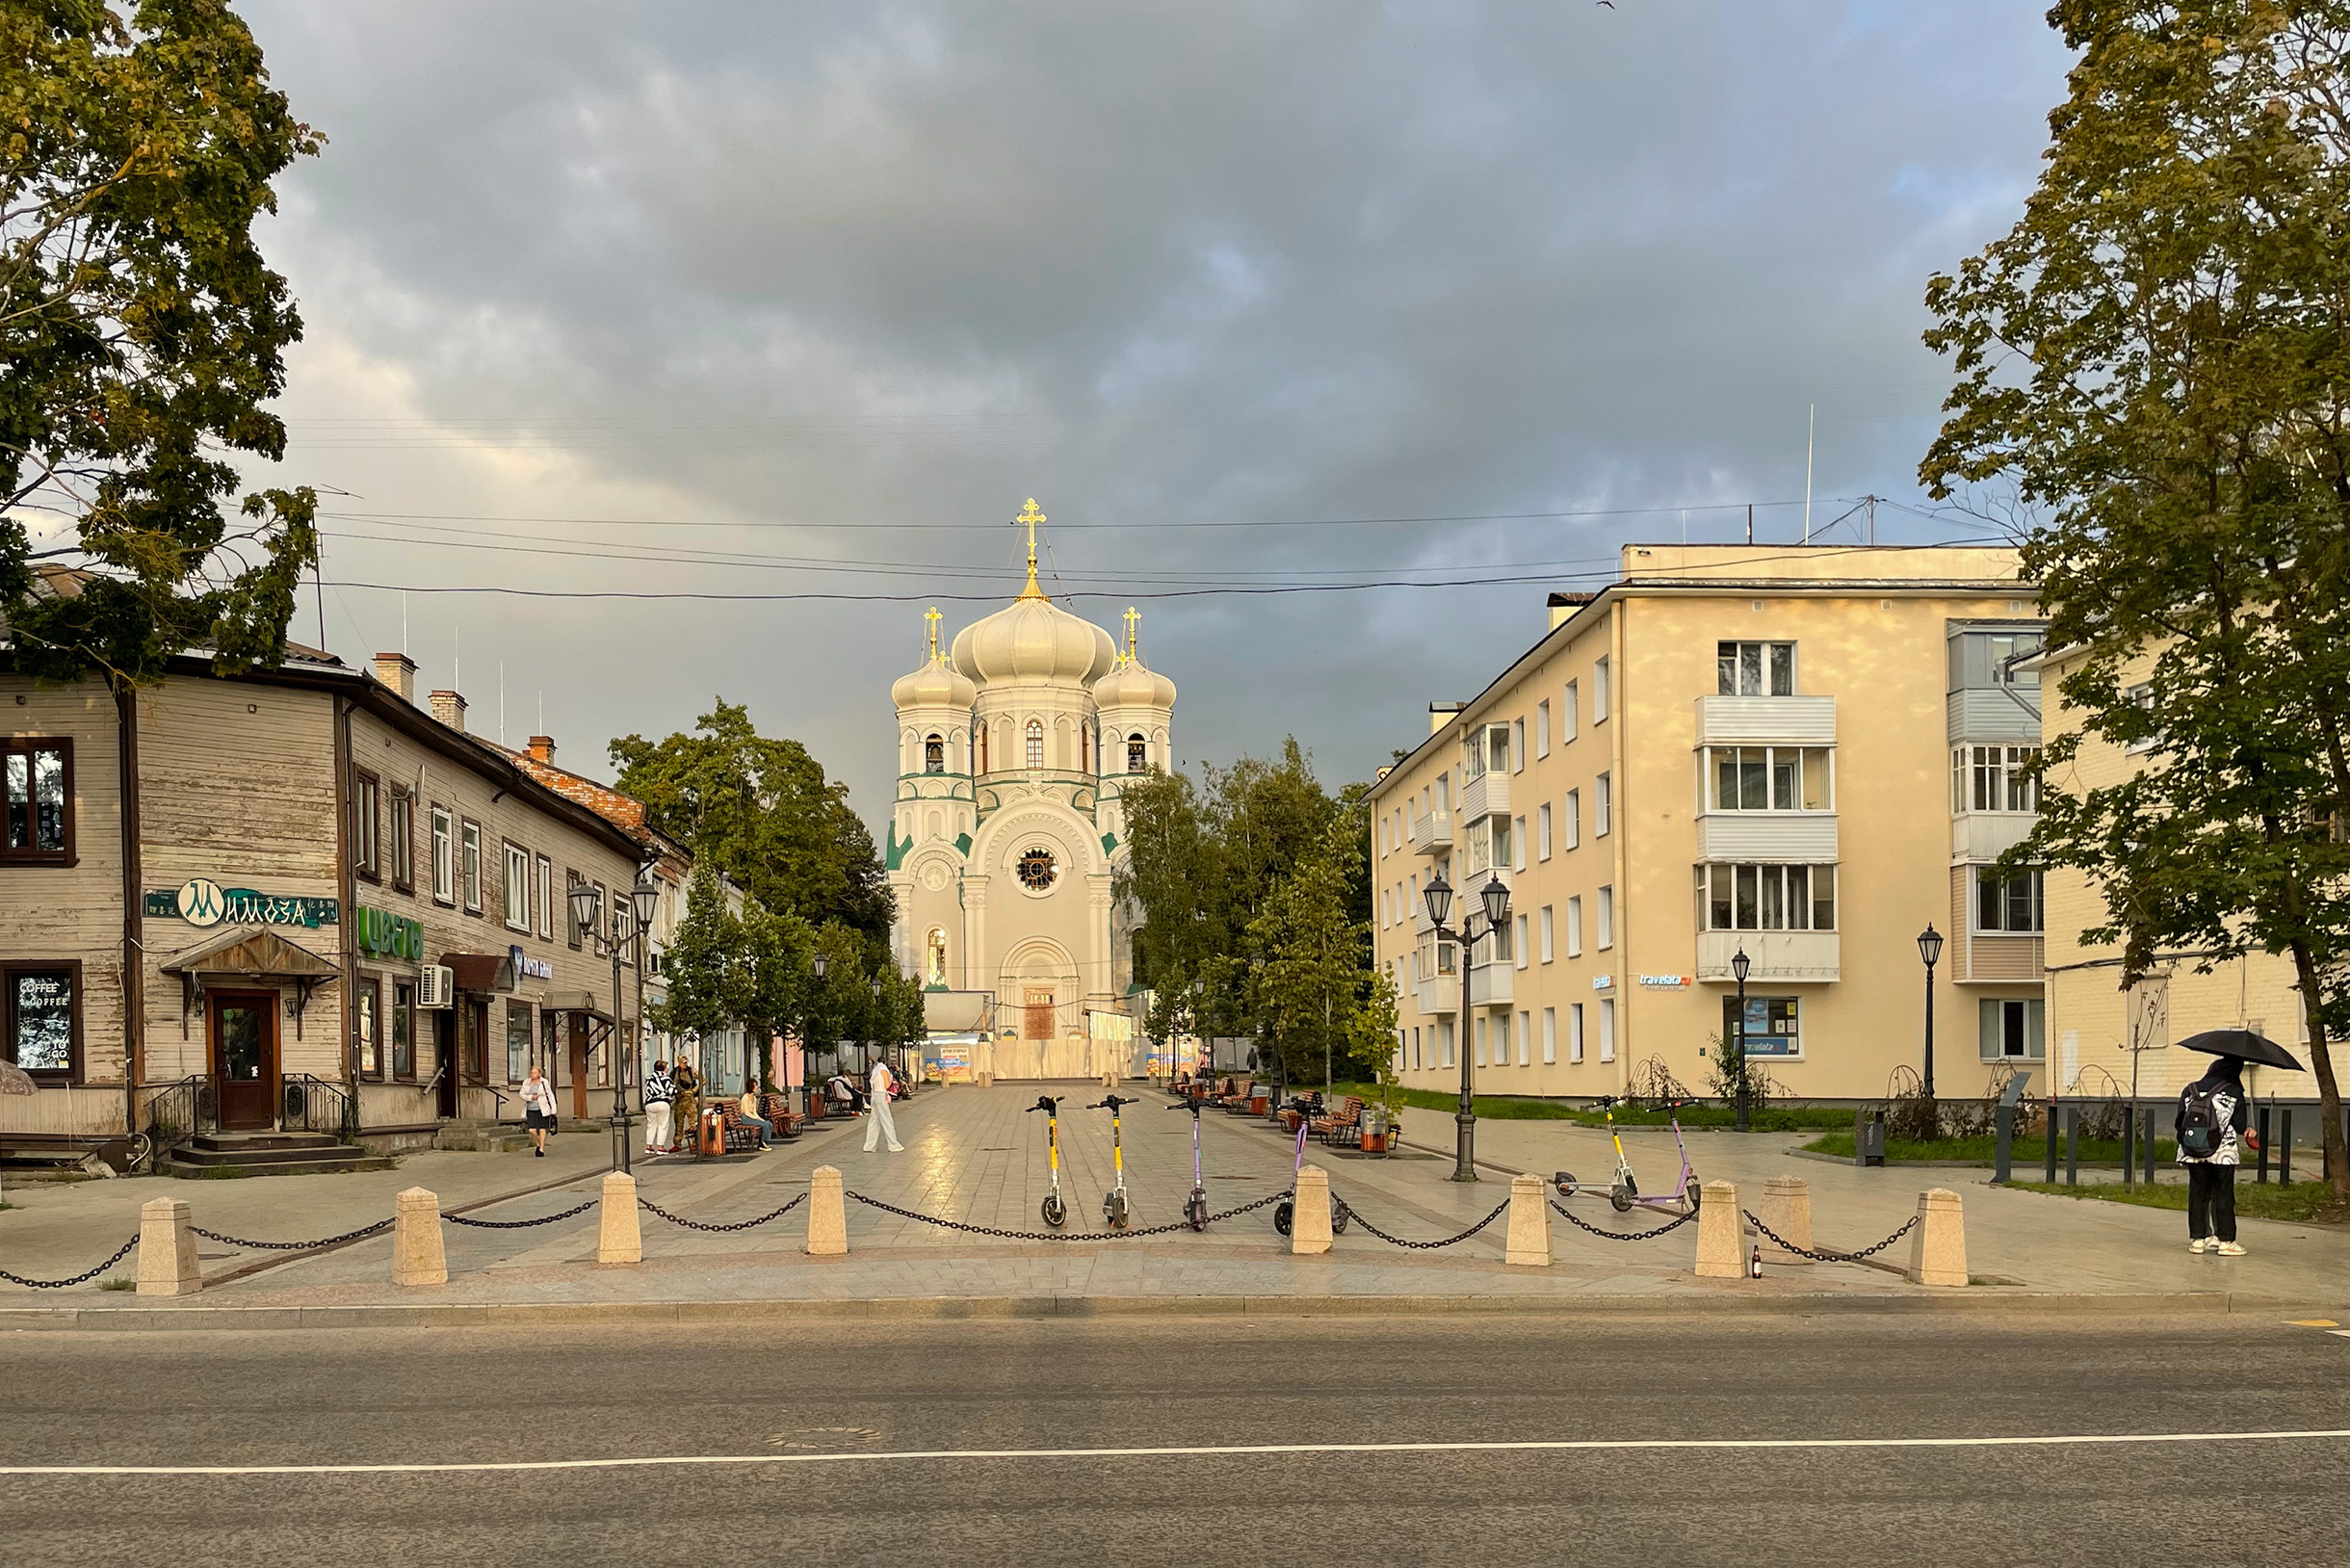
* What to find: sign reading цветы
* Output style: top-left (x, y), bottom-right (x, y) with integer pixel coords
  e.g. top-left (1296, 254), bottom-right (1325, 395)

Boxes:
top-left (144, 879), bottom-right (340, 929)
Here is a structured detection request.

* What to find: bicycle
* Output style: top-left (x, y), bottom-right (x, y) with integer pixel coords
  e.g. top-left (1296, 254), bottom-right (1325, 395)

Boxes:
top-left (1554, 1095), bottom-right (1701, 1215)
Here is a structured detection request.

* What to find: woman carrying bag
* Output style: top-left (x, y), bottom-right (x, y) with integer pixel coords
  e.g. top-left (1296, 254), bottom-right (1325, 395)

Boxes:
top-left (521, 1064), bottom-right (560, 1158)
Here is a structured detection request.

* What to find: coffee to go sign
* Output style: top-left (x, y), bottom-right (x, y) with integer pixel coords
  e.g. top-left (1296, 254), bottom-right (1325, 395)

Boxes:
top-left (357, 905), bottom-right (427, 960)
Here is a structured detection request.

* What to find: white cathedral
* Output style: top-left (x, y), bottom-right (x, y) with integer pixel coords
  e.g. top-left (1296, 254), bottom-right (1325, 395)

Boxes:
top-left (887, 501), bottom-right (1176, 1078)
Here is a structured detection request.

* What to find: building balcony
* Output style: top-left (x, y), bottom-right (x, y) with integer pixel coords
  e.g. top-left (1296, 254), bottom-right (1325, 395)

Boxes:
top-left (1468, 957), bottom-right (1514, 1007)
top-left (1459, 770), bottom-right (1509, 823)
top-left (1696, 694), bottom-right (1836, 746)
top-left (1696, 812), bottom-right (1837, 862)
top-left (1955, 931), bottom-right (2045, 984)
top-left (1947, 688), bottom-right (2042, 745)
top-left (1410, 809), bottom-right (1452, 855)
top-left (1952, 811), bottom-right (2035, 864)
top-left (1697, 929), bottom-right (1841, 983)
top-left (1415, 970), bottom-right (1458, 1015)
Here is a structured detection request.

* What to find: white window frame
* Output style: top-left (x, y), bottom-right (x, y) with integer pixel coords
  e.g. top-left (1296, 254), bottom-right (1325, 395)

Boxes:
top-left (1595, 772), bottom-right (1611, 837)
top-left (1475, 1015), bottom-right (1488, 1067)
top-left (535, 853), bottom-right (553, 941)
top-left (1537, 802), bottom-right (1553, 861)
top-left (1599, 997), bottom-right (1616, 1061)
top-left (1565, 789), bottom-right (1580, 849)
top-left (1562, 680), bottom-right (1579, 744)
top-left (1700, 863), bottom-right (1838, 933)
top-left (1706, 745), bottom-right (1835, 813)
top-left (1717, 640), bottom-right (1797, 697)
top-left (1972, 866), bottom-right (2045, 933)
top-left (2123, 683), bottom-right (2161, 754)
top-left (1512, 814), bottom-right (1528, 873)
top-left (1597, 885), bottom-right (1614, 950)
top-left (503, 843), bottom-right (532, 934)
top-left (1441, 1019), bottom-right (1455, 1068)
top-left (1510, 719), bottom-right (1526, 773)
top-left (1542, 1006), bottom-right (1557, 1064)
top-left (1516, 1009), bottom-right (1530, 1066)
top-left (1594, 656), bottom-right (1610, 722)
top-left (460, 821), bottom-right (483, 914)
top-left (1569, 1003), bottom-right (1586, 1063)
top-left (1514, 912), bottom-right (1528, 971)
top-left (1979, 997), bottom-right (2048, 1061)
top-left (1566, 896), bottom-right (1583, 958)
top-left (1535, 700), bottom-right (1552, 758)
top-left (431, 806), bottom-right (454, 903)
top-left (1539, 905), bottom-right (1554, 963)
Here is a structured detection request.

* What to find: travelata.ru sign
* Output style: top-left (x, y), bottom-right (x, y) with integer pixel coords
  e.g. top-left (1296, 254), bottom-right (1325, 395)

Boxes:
top-left (144, 879), bottom-right (339, 930)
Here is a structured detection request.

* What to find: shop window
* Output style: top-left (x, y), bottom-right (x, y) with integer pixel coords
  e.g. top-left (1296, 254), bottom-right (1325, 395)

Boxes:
top-left (391, 981), bottom-right (416, 1080)
top-left (1722, 995), bottom-right (1803, 1059)
top-left (1, 738), bottom-right (72, 864)
top-left (2, 962), bottom-right (79, 1081)
top-left (357, 978), bottom-right (380, 1079)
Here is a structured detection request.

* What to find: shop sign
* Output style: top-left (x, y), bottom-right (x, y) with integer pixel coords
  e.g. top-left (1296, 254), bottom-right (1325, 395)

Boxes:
top-left (1637, 974), bottom-right (1692, 990)
top-left (509, 944), bottom-right (554, 980)
top-left (1591, 974), bottom-right (1614, 990)
top-left (356, 905), bottom-right (427, 961)
top-left (144, 878), bottom-right (339, 929)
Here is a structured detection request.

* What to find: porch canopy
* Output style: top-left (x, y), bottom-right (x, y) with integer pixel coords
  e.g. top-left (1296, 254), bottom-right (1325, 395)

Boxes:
top-left (160, 926), bottom-right (343, 1032)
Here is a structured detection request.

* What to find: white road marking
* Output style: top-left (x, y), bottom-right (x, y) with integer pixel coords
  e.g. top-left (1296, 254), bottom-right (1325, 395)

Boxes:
top-left (7, 1429), bottom-right (2350, 1477)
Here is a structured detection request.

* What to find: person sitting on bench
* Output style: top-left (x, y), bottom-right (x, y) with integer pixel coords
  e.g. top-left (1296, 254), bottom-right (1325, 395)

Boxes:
top-left (737, 1085), bottom-right (776, 1150)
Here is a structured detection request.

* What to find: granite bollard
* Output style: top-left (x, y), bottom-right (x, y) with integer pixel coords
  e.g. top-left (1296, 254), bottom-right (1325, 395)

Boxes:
top-left (1693, 1179), bottom-right (1744, 1278)
top-left (1291, 1165), bottom-right (1334, 1255)
top-left (597, 1171), bottom-right (642, 1265)
top-left (136, 1195), bottom-right (201, 1296)
top-left (392, 1187), bottom-right (447, 1287)
top-left (1906, 1187), bottom-right (1968, 1287)
top-left (805, 1164), bottom-right (848, 1256)
top-left (1504, 1172), bottom-right (1552, 1267)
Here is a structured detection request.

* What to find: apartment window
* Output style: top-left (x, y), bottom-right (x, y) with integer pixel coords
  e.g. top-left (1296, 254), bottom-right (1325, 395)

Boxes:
top-left (506, 1000), bottom-right (532, 1084)
top-left (1951, 630), bottom-right (2044, 691)
top-left (2123, 683), bottom-right (2161, 754)
top-left (1717, 640), bottom-right (1796, 697)
top-left (1026, 719), bottom-right (1045, 770)
top-left (1565, 789), bottom-right (1580, 849)
top-left (1566, 896), bottom-right (1583, 957)
top-left (1475, 1015), bottom-right (1488, 1067)
top-left (1597, 885), bottom-right (1614, 949)
top-left (1707, 746), bottom-right (1832, 811)
top-left (1512, 814), bottom-right (1528, 872)
top-left (1593, 657), bottom-right (1610, 722)
top-left (459, 821), bottom-right (483, 913)
top-left (2, 738), bottom-right (73, 865)
top-left (535, 853), bottom-right (554, 941)
top-left (1514, 913), bottom-right (1529, 971)
top-left (1510, 719), bottom-right (1526, 773)
top-left (1541, 1007), bottom-right (1557, 1064)
top-left (1468, 815), bottom-right (1512, 877)
top-left (1437, 773), bottom-right (1449, 810)
top-left (1979, 998), bottom-right (2047, 1060)
top-left (1484, 916), bottom-right (1513, 965)
top-left (1516, 1010), bottom-right (1530, 1065)
top-left (3, 962), bottom-right (80, 1081)
top-left (503, 843), bottom-right (532, 933)
top-left (591, 880), bottom-right (609, 955)
top-left (1562, 681), bottom-right (1579, 744)
top-left (925, 734), bottom-right (945, 773)
top-left (391, 980), bottom-right (416, 1080)
top-left (1596, 773), bottom-right (1614, 836)
top-left (1409, 1026), bottom-right (1421, 1070)
top-left (389, 788), bottom-right (415, 891)
top-left (1537, 803), bottom-right (1553, 860)
top-left (1974, 868), bottom-right (2045, 933)
top-left (1724, 996), bottom-right (1803, 1059)
top-left (565, 869), bottom-right (585, 950)
top-left (1569, 1003), bottom-right (1585, 1063)
top-left (1466, 723), bottom-right (1510, 781)
top-left (1539, 905), bottom-right (1555, 963)
top-left (1599, 998), bottom-right (1616, 1061)
top-left (1536, 701), bottom-right (1552, 758)
top-left (431, 806), bottom-right (455, 904)
top-left (352, 770), bottom-right (380, 880)
top-left (1952, 745), bottom-right (2040, 813)
top-left (1440, 1020), bottom-right (1455, 1068)
top-left (1700, 864), bottom-right (1837, 931)
top-left (357, 977), bottom-right (380, 1080)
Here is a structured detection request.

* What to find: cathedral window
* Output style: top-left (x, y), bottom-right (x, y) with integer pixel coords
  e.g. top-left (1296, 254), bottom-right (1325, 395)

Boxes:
top-left (1017, 846), bottom-right (1058, 892)
top-left (1026, 719), bottom-right (1044, 771)
top-left (924, 734), bottom-right (944, 773)
top-left (1127, 732), bottom-right (1146, 772)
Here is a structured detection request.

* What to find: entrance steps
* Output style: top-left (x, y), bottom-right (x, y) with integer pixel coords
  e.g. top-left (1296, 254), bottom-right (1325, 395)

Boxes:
top-left (162, 1131), bottom-right (395, 1179)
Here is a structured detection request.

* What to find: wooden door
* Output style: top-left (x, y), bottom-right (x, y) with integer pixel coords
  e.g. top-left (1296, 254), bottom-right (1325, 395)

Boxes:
top-left (209, 991), bottom-right (277, 1130)
top-left (434, 1010), bottom-right (457, 1119)
top-left (567, 1013), bottom-right (588, 1119)
top-left (1024, 988), bottom-right (1055, 1041)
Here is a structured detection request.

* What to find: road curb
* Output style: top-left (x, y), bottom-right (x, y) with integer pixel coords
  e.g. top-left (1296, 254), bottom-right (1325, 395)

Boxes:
top-left (0, 1289), bottom-right (2320, 1332)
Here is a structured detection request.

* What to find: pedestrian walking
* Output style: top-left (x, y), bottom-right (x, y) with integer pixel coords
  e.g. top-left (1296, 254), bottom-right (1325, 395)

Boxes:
top-left (673, 1060), bottom-right (701, 1152)
top-left (2177, 1055), bottom-right (2256, 1256)
top-left (863, 1058), bottom-right (904, 1153)
top-left (521, 1064), bottom-right (559, 1158)
top-left (642, 1059), bottom-right (676, 1155)
top-left (738, 1084), bottom-right (776, 1149)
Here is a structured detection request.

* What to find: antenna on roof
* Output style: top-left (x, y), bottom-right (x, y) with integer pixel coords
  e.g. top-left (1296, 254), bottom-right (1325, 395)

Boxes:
top-left (1803, 404), bottom-right (1815, 544)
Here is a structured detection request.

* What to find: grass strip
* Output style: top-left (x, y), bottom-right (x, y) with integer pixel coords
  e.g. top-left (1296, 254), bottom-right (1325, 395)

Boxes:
top-left (2006, 1179), bottom-right (2349, 1226)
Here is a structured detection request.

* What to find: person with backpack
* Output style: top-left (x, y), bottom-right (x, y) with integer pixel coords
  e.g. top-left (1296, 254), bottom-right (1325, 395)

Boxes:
top-left (2176, 1056), bottom-right (2258, 1255)
top-left (641, 1059), bottom-right (676, 1155)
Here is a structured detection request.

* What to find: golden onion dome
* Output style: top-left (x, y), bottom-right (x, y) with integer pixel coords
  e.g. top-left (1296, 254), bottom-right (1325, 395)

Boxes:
top-left (891, 653), bottom-right (977, 711)
top-left (951, 591), bottom-right (1116, 688)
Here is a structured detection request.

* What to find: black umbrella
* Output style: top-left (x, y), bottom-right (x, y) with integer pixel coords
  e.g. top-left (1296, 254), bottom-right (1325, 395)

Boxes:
top-left (2175, 1029), bottom-right (2305, 1072)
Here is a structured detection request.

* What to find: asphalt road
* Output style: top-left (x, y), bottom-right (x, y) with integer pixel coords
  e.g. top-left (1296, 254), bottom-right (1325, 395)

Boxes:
top-left (3, 1312), bottom-right (2345, 1567)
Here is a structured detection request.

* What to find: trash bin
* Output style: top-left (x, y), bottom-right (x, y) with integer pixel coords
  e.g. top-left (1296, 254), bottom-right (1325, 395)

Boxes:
top-left (1854, 1111), bottom-right (1886, 1167)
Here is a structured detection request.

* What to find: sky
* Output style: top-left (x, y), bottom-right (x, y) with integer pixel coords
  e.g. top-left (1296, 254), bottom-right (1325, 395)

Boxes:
top-left (214, 0), bottom-right (2076, 828)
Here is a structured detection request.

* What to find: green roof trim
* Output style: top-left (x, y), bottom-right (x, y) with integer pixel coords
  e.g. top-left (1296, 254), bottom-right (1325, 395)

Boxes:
top-left (886, 823), bottom-right (908, 871)
top-left (1101, 831), bottom-right (1118, 854)
top-left (953, 831), bottom-right (973, 854)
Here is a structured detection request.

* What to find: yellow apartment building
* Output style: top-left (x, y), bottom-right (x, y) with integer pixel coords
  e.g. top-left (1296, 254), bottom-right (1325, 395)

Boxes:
top-left (1367, 543), bottom-right (2047, 1105)
top-left (2037, 643), bottom-right (2320, 1115)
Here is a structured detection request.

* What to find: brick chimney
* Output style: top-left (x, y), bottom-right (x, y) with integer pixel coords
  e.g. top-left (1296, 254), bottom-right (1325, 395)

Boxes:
top-left (527, 735), bottom-right (556, 764)
top-left (373, 651), bottom-right (417, 703)
top-left (429, 690), bottom-right (467, 733)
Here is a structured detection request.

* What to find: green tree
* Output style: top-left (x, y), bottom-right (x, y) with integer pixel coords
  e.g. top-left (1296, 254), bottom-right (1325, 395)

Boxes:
top-left (610, 699), bottom-right (891, 940)
top-left (648, 866), bottom-right (747, 1042)
top-left (2, 0), bottom-right (323, 683)
top-left (1348, 962), bottom-right (1403, 1117)
top-left (1919, 0), bottom-right (2350, 1195)
top-left (1246, 821), bottom-right (1368, 1086)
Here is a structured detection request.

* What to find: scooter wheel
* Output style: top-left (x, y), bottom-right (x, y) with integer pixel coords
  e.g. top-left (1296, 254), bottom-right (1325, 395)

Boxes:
top-left (1684, 1180), bottom-right (1702, 1215)
top-left (1272, 1200), bottom-right (1294, 1237)
top-left (1554, 1171), bottom-right (1579, 1199)
top-left (1331, 1199), bottom-right (1350, 1237)
top-left (1609, 1185), bottom-right (1633, 1214)
top-left (1104, 1192), bottom-right (1129, 1230)
top-left (1042, 1193), bottom-right (1067, 1229)
top-left (1186, 1194), bottom-right (1209, 1232)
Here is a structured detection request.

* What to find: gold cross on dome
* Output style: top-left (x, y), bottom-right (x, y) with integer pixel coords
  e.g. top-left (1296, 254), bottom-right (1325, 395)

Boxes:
top-left (1015, 498), bottom-right (1046, 598)
top-left (1123, 605), bottom-right (1140, 664)
top-left (924, 605), bottom-right (942, 661)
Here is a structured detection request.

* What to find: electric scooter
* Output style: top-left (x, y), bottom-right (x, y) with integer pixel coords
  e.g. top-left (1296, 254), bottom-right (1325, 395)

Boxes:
top-left (1026, 1095), bottom-right (1069, 1228)
top-left (1091, 1093), bottom-right (1136, 1230)
top-left (1271, 1101), bottom-right (1350, 1237)
top-left (1554, 1096), bottom-right (1701, 1215)
top-left (1169, 1099), bottom-right (1210, 1231)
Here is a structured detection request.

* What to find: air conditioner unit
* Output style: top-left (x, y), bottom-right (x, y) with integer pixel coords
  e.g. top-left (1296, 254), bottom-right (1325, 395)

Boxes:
top-left (418, 964), bottom-right (456, 1008)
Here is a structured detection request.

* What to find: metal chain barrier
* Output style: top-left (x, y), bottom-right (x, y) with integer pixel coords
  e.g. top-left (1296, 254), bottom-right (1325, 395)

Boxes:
top-left (1341, 1195), bottom-right (1513, 1250)
top-left (445, 1199), bottom-right (597, 1229)
top-left (640, 1192), bottom-right (805, 1233)
top-left (0, 1235), bottom-right (140, 1290)
top-left (1743, 1209), bottom-right (1918, 1264)
top-left (845, 1187), bottom-right (1290, 1242)
top-left (1549, 1199), bottom-right (1698, 1241)
top-left (192, 1219), bottom-right (394, 1251)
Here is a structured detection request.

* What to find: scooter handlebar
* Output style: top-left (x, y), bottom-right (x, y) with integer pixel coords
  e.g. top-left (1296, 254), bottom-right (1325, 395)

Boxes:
top-left (1167, 1101), bottom-right (1202, 1114)
top-left (1026, 1096), bottom-right (1063, 1113)
top-left (1089, 1095), bottom-right (1137, 1111)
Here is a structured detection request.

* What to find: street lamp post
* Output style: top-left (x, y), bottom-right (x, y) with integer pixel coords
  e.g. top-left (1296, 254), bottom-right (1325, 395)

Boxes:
top-left (1917, 923), bottom-right (1945, 1108)
top-left (1731, 945), bottom-right (1752, 1133)
top-left (1422, 870), bottom-right (1512, 1183)
top-left (571, 879), bottom-right (662, 1175)
top-left (810, 951), bottom-right (829, 1118)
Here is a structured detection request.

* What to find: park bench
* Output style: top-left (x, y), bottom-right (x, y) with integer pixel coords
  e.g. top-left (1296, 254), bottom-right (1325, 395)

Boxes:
top-left (1312, 1096), bottom-right (1366, 1147)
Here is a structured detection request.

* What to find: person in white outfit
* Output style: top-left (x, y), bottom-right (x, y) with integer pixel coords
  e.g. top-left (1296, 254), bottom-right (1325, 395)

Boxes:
top-left (863, 1058), bottom-right (904, 1153)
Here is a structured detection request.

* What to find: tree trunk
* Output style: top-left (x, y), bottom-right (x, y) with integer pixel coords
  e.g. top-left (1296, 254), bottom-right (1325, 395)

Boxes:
top-left (2286, 937), bottom-right (2350, 1201)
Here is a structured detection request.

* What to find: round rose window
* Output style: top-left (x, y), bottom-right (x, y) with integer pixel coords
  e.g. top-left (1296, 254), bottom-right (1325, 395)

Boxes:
top-left (1016, 847), bottom-right (1058, 892)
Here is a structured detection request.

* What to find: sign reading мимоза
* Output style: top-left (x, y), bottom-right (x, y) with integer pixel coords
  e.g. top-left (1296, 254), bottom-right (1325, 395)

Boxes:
top-left (143, 878), bottom-right (340, 930)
